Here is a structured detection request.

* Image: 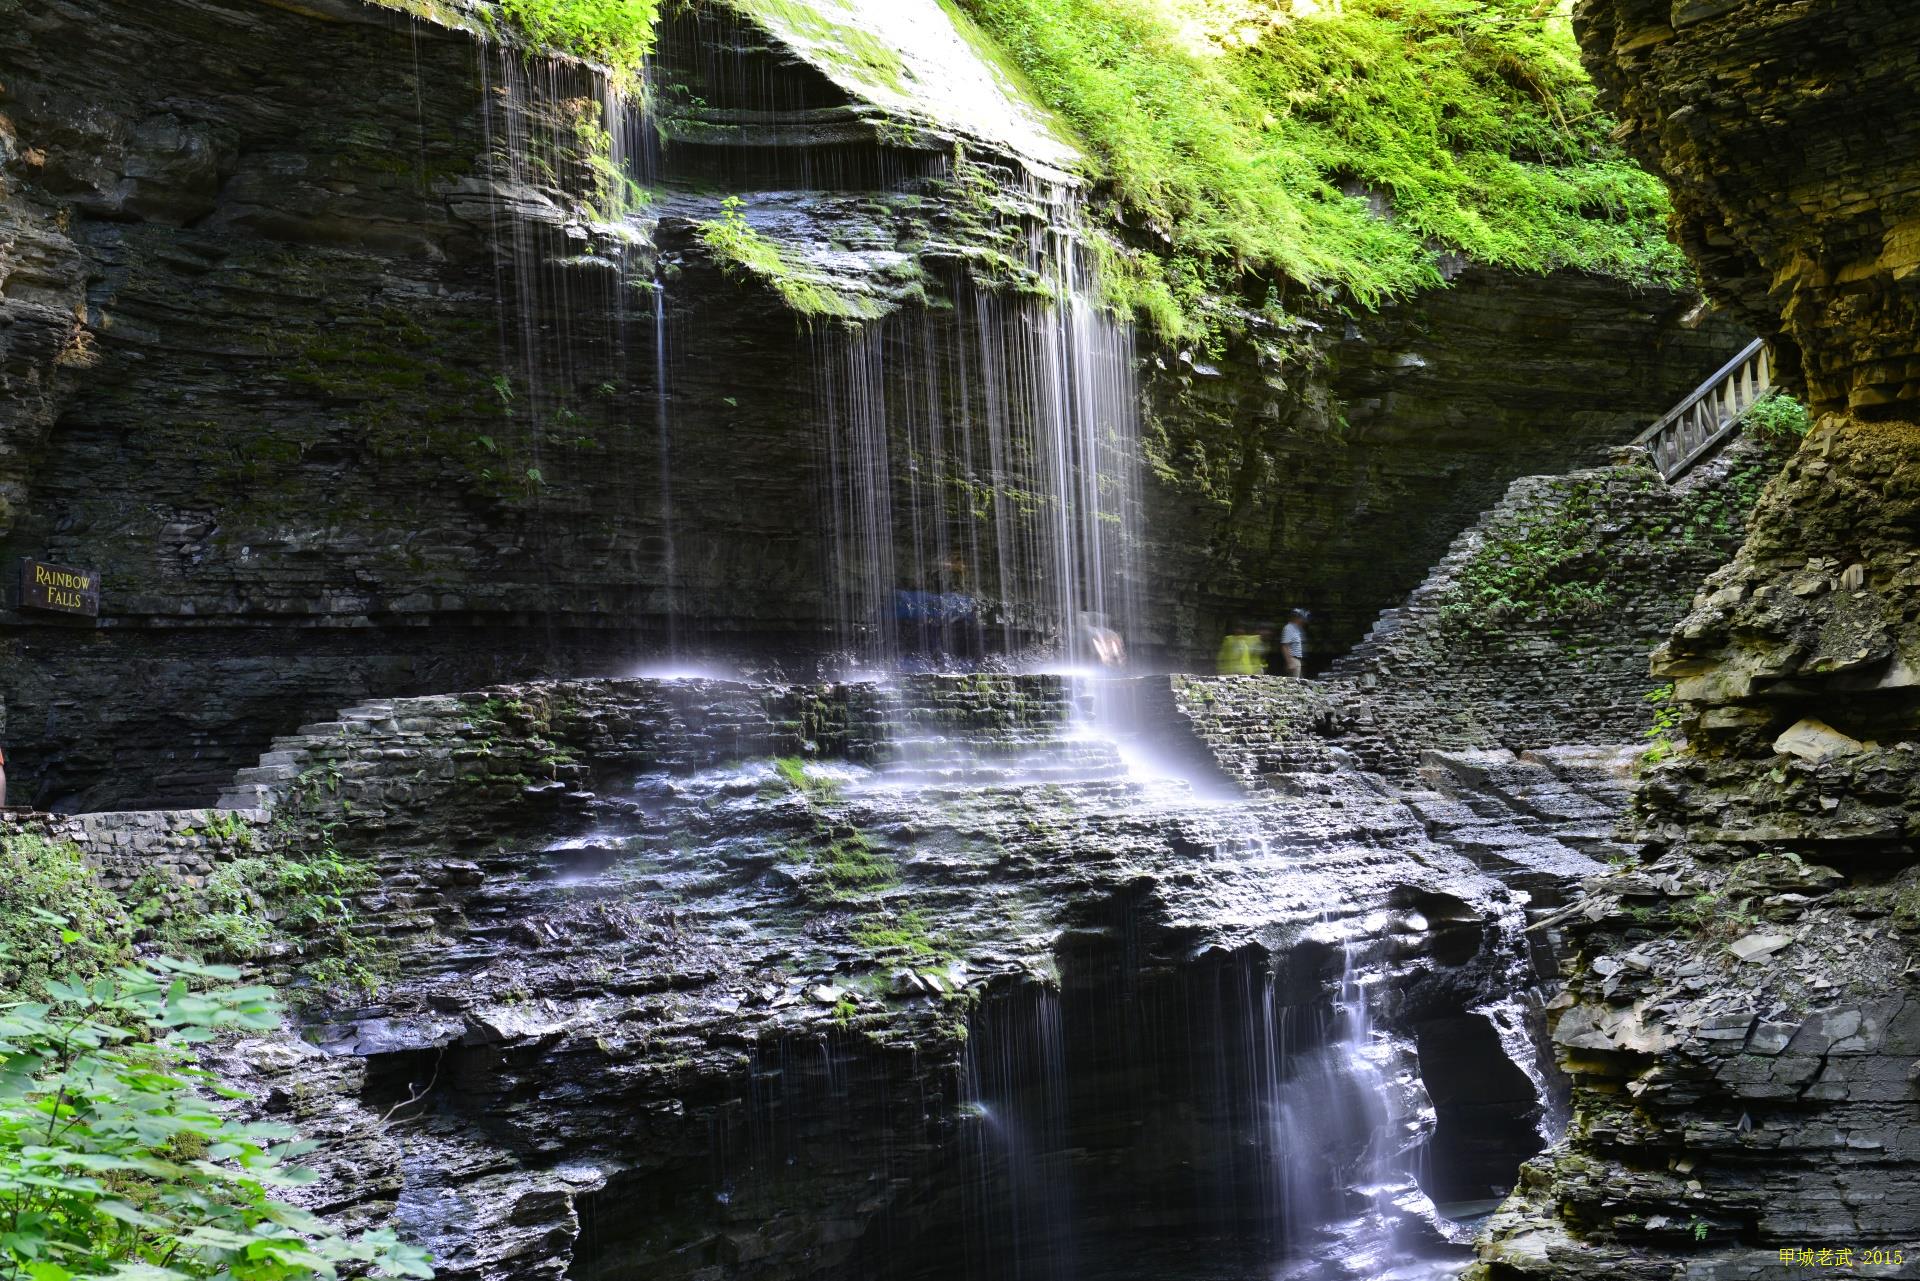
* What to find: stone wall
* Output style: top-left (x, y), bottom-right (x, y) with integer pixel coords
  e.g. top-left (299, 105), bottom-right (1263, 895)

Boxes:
top-left (0, 805), bottom-right (261, 894)
top-left (1152, 673), bottom-right (1354, 787)
top-left (1332, 437), bottom-right (1785, 775)
top-left (0, 0), bottom-right (1741, 811)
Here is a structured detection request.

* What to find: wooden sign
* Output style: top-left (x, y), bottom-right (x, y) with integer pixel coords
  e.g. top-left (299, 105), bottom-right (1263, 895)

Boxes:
top-left (19, 558), bottom-right (100, 617)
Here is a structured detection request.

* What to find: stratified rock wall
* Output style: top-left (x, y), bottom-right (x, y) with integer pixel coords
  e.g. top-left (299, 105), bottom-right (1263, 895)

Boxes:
top-left (1577, 0), bottom-right (1920, 417)
top-left (0, 0), bottom-right (1735, 810)
top-left (144, 673), bottom-right (1564, 1281)
top-left (1473, 4), bottom-right (1920, 1276)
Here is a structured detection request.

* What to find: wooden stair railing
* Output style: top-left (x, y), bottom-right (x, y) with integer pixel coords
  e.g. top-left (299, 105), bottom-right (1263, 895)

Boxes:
top-left (1632, 337), bottom-right (1771, 481)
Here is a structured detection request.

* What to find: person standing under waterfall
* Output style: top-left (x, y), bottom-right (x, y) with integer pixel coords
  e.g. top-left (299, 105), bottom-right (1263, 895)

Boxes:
top-left (1279, 609), bottom-right (1309, 678)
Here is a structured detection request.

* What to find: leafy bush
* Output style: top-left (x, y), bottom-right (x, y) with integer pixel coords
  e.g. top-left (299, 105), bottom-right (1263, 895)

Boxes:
top-left (1640, 683), bottom-right (1684, 766)
top-left (143, 847), bottom-right (384, 995)
top-left (0, 833), bottom-right (131, 998)
top-left (0, 942), bottom-right (432, 1279)
top-left (499, 0), bottom-right (660, 78)
top-left (954, 0), bottom-right (1686, 334)
top-left (366, 0), bottom-right (658, 88)
top-left (1745, 391), bottom-right (1811, 444)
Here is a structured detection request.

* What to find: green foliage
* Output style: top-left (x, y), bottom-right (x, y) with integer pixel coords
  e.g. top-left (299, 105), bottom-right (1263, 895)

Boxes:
top-left (1640, 683), bottom-right (1684, 767)
top-left (182, 813), bottom-right (256, 850)
top-left (498, 0), bottom-right (660, 83)
top-left (135, 845), bottom-right (383, 997)
top-left (697, 197), bottom-right (885, 320)
top-left (1438, 486), bottom-right (1615, 633)
top-left (0, 939), bottom-right (432, 1279)
top-left (1744, 390), bottom-right (1811, 445)
top-left (0, 835), bottom-right (131, 999)
top-left (1892, 876), bottom-right (1920, 933)
top-left (1435, 440), bottom-right (1786, 648)
top-left (566, 98), bottom-right (651, 222)
top-left (362, 0), bottom-right (656, 89)
top-left (1671, 888), bottom-right (1759, 941)
top-left (955, 0), bottom-right (1687, 336)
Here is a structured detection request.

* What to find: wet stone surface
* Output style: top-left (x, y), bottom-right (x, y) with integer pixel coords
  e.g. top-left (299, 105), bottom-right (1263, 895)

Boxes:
top-left (176, 673), bottom-right (1604, 1281)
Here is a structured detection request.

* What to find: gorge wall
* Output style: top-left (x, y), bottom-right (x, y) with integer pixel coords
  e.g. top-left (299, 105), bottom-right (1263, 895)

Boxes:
top-left (0, 671), bottom-right (1568, 1281)
top-left (1472, 2), bottom-right (1920, 1277)
top-left (0, 0), bottom-right (1741, 811)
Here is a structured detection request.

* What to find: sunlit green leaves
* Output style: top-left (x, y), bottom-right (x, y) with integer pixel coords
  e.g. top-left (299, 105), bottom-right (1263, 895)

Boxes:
top-left (499, 0), bottom-right (660, 85)
top-left (0, 937), bottom-right (433, 1280)
top-left (957, 0), bottom-right (1689, 335)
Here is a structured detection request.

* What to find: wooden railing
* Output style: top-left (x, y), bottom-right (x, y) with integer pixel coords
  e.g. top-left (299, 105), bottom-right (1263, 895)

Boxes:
top-left (1632, 338), bottom-right (1771, 481)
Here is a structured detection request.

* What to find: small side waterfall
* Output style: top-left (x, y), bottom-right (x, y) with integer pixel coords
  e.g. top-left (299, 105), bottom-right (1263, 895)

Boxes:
top-left (1296, 938), bottom-right (1449, 1280)
top-left (946, 938), bottom-right (1493, 1281)
top-left (962, 989), bottom-right (1079, 1281)
top-left (652, 272), bottom-right (680, 655)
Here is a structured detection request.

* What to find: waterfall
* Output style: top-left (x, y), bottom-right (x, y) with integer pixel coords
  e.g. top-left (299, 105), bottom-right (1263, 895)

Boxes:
top-left (811, 253), bottom-right (1143, 673)
top-left (445, 10), bottom-right (1552, 1269)
top-left (463, 5), bottom-right (1142, 673)
top-left (652, 272), bottom-right (680, 656)
top-left (473, 41), bottom-right (677, 642)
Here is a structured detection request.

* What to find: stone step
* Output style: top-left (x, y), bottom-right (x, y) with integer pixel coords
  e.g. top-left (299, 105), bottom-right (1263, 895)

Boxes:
top-left (231, 763), bottom-right (301, 785)
top-left (216, 784), bottom-right (274, 809)
top-left (296, 721), bottom-right (363, 737)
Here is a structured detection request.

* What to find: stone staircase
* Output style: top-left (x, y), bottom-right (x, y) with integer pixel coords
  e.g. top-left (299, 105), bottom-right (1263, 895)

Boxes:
top-left (217, 697), bottom-right (452, 812)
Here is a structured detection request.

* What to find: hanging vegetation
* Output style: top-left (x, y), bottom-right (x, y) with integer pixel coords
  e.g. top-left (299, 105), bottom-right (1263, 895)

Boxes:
top-left (950, 0), bottom-right (1687, 332)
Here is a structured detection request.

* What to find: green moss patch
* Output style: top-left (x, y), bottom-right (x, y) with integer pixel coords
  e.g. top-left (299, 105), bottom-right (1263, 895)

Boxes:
top-left (697, 197), bottom-right (890, 321)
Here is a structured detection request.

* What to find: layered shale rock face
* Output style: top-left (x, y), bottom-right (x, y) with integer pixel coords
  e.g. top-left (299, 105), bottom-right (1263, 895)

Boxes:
top-left (95, 673), bottom-right (1574, 1281)
top-left (1576, 0), bottom-right (1920, 417)
top-left (0, 0), bottom-right (1737, 810)
top-left (1472, 4), bottom-right (1920, 1276)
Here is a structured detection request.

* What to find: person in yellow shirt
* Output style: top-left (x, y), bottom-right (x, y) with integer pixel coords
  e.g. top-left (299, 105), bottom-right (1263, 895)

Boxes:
top-left (1216, 623), bottom-right (1265, 675)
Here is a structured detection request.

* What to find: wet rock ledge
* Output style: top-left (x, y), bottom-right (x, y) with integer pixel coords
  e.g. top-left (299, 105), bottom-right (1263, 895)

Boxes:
top-left (17, 672), bottom-right (1585, 1281)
